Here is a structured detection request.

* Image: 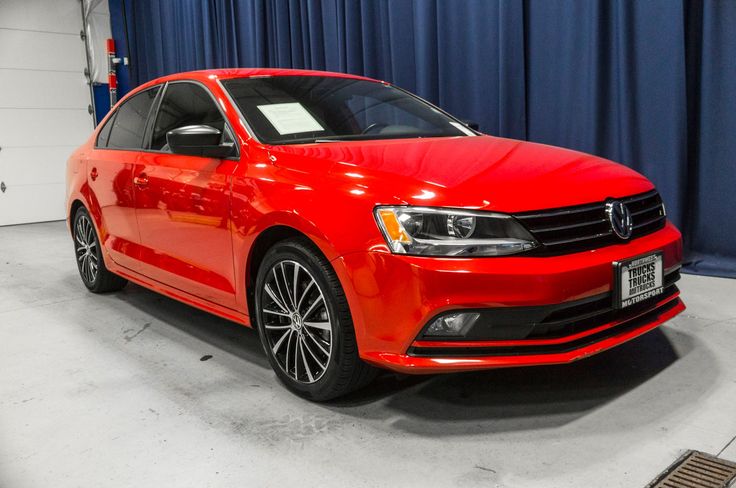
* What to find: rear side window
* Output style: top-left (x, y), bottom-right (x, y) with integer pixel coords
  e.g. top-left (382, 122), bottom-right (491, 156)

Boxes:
top-left (106, 87), bottom-right (160, 150)
top-left (150, 82), bottom-right (225, 151)
top-left (95, 113), bottom-right (115, 148)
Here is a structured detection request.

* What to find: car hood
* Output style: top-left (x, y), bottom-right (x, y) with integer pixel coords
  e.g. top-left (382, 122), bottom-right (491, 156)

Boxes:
top-left (268, 135), bottom-right (654, 213)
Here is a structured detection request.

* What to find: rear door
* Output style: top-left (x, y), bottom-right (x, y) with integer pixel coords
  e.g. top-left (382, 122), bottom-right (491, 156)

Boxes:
top-left (133, 81), bottom-right (239, 308)
top-left (87, 86), bottom-right (160, 269)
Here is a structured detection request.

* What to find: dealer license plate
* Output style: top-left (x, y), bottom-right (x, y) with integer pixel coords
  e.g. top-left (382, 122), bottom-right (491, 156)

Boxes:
top-left (613, 252), bottom-right (664, 309)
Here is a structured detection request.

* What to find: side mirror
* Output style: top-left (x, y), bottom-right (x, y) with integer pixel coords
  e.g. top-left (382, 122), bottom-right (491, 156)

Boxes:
top-left (462, 120), bottom-right (480, 131)
top-left (166, 125), bottom-right (235, 158)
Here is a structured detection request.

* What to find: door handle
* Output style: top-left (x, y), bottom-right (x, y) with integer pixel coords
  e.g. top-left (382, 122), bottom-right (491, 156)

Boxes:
top-left (90, 167), bottom-right (98, 181)
top-left (133, 174), bottom-right (149, 188)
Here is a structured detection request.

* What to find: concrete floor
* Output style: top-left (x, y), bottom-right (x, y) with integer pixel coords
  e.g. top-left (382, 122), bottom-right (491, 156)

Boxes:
top-left (1, 221), bottom-right (736, 488)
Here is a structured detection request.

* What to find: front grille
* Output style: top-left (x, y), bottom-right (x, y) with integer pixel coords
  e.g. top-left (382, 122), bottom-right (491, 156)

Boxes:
top-left (514, 190), bottom-right (666, 255)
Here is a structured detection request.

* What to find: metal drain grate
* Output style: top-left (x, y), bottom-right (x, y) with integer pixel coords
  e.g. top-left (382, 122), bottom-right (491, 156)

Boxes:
top-left (648, 451), bottom-right (736, 488)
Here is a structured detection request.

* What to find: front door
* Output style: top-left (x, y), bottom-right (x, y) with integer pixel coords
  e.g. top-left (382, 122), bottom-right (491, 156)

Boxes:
top-left (133, 81), bottom-right (238, 309)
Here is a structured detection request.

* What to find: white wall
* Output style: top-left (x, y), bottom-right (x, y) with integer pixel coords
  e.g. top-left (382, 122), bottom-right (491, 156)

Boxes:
top-left (0, 0), bottom-right (95, 226)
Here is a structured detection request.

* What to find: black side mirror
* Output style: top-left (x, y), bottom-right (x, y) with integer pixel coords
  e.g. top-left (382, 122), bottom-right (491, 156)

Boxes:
top-left (166, 125), bottom-right (235, 158)
top-left (461, 120), bottom-right (480, 131)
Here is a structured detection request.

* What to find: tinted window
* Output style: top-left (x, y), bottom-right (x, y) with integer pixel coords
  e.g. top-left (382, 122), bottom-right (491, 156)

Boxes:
top-left (95, 113), bottom-right (115, 148)
top-left (107, 87), bottom-right (160, 149)
top-left (221, 76), bottom-right (472, 144)
top-left (150, 83), bottom-right (226, 151)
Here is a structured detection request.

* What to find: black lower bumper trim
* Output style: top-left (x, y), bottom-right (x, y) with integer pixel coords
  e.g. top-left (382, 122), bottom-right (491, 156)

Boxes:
top-left (408, 295), bottom-right (681, 358)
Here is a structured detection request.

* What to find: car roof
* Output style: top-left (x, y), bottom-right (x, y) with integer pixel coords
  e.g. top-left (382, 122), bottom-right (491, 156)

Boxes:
top-left (140, 68), bottom-right (380, 89)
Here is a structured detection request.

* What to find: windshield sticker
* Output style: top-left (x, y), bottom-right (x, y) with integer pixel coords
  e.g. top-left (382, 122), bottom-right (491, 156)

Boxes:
top-left (450, 122), bottom-right (476, 136)
top-left (257, 102), bottom-right (325, 135)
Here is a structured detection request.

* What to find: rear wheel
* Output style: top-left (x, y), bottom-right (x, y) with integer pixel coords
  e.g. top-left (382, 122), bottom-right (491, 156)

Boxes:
top-left (73, 207), bottom-right (127, 293)
top-left (255, 238), bottom-right (376, 401)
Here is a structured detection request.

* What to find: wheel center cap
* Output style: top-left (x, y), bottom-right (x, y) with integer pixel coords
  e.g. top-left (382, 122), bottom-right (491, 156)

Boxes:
top-left (291, 313), bottom-right (303, 330)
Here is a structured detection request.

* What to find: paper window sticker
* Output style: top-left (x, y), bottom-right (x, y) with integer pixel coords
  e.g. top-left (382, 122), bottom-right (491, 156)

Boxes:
top-left (257, 102), bottom-right (325, 135)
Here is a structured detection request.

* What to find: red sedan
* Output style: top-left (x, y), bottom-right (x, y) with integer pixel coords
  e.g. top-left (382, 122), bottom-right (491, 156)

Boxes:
top-left (66, 68), bottom-right (684, 400)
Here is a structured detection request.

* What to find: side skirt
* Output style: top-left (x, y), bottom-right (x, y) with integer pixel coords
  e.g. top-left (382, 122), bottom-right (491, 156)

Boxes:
top-left (108, 261), bottom-right (251, 328)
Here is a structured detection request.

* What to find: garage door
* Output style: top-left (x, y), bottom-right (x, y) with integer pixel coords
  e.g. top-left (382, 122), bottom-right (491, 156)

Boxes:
top-left (0, 0), bottom-right (94, 226)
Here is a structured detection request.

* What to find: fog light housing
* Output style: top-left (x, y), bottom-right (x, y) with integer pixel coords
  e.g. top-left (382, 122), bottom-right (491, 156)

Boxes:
top-left (424, 312), bottom-right (481, 337)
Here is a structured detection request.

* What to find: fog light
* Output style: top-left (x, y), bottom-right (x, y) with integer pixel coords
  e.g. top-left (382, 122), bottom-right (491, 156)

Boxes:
top-left (425, 312), bottom-right (481, 337)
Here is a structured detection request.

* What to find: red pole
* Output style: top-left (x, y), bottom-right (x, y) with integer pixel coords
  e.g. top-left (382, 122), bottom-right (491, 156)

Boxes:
top-left (107, 38), bottom-right (117, 106)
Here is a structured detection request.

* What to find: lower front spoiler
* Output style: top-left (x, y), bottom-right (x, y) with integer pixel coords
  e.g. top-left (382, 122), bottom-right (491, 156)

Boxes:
top-left (361, 296), bottom-right (685, 374)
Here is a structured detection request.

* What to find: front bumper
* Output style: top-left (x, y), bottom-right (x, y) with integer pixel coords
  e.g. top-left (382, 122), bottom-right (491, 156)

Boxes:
top-left (334, 221), bottom-right (684, 373)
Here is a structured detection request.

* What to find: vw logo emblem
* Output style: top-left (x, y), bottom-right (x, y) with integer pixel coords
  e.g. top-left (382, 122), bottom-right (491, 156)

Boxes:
top-left (606, 200), bottom-right (633, 240)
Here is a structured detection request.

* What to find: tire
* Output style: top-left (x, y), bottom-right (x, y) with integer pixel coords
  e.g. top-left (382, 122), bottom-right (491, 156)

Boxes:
top-left (73, 207), bottom-right (127, 293)
top-left (255, 238), bottom-right (376, 401)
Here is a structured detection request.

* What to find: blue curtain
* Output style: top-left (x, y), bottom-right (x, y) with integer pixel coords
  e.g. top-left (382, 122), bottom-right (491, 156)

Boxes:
top-left (109, 0), bottom-right (736, 278)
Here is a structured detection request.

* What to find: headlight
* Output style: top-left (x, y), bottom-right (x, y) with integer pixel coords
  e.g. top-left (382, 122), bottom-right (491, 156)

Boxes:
top-left (374, 206), bottom-right (538, 256)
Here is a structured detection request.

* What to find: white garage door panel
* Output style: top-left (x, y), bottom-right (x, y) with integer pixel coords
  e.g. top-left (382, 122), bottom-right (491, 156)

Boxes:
top-left (0, 29), bottom-right (86, 72)
top-left (0, 146), bottom-right (76, 185)
top-left (0, 0), bottom-right (92, 226)
top-left (0, 182), bottom-right (66, 225)
top-left (0, 108), bottom-right (92, 148)
top-left (0, 70), bottom-right (89, 109)
top-left (0, 0), bottom-right (82, 34)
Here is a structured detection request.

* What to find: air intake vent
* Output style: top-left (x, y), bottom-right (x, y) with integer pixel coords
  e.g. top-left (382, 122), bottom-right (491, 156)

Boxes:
top-left (514, 190), bottom-right (666, 255)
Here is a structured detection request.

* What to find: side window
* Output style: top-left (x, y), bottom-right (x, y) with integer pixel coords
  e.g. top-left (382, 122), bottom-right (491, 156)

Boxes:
top-left (150, 82), bottom-right (226, 151)
top-left (95, 113), bottom-right (116, 148)
top-left (107, 87), bottom-right (160, 150)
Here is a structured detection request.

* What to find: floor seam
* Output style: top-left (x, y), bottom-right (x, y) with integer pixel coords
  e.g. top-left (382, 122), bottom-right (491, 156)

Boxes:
top-left (717, 434), bottom-right (736, 458)
top-left (0, 295), bottom-right (88, 315)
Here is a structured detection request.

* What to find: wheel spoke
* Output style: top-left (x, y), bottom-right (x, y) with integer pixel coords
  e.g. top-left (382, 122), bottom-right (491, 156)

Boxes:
top-left (265, 284), bottom-right (289, 313)
top-left (299, 338), bottom-right (314, 382)
top-left (264, 324), bottom-right (291, 330)
top-left (303, 327), bottom-right (329, 357)
top-left (304, 321), bottom-right (330, 331)
top-left (263, 308), bottom-right (290, 317)
top-left (280, 262), bottom-right (295, 310)
top-left (296, 280), bottom-right (315, 313)
top-left (301, 336), bottom-right (325, 372)
top-left (302, 294), bottom-right (324, 320)
top-left (272, 268), bottom-right (292, 313)
top-left (292, 263), bottom-right (300, 309)
top-left (271, 328), bottom-right (291, 354)
top-left (285, 329), bottom-right (294, 375)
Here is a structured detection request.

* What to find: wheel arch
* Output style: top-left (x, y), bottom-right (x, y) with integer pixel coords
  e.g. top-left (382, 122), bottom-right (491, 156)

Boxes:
top-left (69, 199), bottom-right (86, 236)
top-left (245, 225), bottom-right (331, 319)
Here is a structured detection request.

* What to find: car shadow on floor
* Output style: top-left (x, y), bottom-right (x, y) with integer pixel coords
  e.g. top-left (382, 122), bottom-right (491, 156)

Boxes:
top-left (326, 326), bottom-right (714, 435)
top-left (111, 283), bottom-right (270, 370)
top-left (108, 283), bottom-right (713, 435)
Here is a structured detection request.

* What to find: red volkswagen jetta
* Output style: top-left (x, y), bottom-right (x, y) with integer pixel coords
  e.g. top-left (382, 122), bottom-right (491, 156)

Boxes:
top-left (66, 69), bottom-right (684, 400)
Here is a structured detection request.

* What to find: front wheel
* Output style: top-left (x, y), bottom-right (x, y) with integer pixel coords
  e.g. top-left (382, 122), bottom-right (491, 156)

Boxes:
top-left (255, 238), bottom-right (376, 401)
top-left (73, 207), bottom-right (127, 293)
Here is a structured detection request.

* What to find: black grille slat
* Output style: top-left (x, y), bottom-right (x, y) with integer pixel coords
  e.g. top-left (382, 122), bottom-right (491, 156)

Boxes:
top-left (515, 190), bottom-right (667, 255)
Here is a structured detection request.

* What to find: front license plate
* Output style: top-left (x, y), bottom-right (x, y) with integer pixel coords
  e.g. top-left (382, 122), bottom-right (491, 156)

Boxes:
top-left (613, 251), bottom-right (664, 309)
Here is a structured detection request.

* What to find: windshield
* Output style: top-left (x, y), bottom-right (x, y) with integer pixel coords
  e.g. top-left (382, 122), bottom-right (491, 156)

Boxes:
top-left (221, 76), bottom-right (475, 144)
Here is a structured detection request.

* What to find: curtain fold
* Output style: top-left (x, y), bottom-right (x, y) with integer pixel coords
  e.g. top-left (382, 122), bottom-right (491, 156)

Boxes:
top-left (109, 0), bottom-right (736, 278)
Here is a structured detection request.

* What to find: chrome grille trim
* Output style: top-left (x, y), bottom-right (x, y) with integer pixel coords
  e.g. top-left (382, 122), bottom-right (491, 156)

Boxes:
top-left (514, 190), bottom-right (666, 255)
